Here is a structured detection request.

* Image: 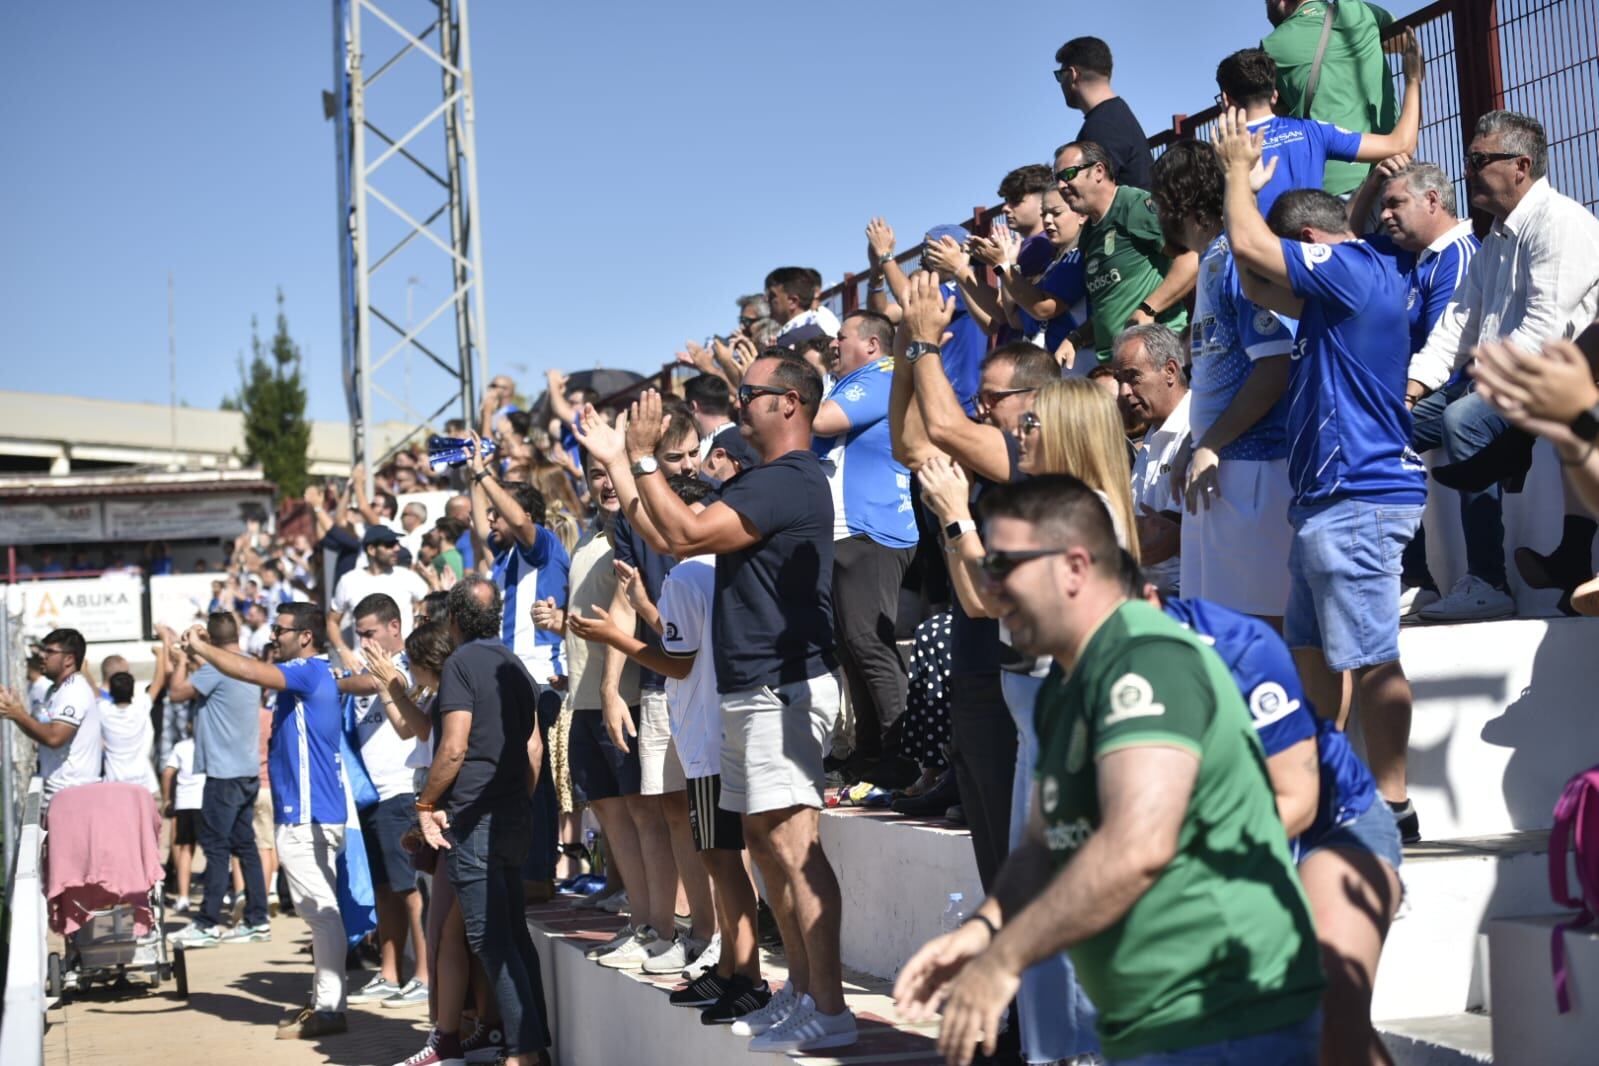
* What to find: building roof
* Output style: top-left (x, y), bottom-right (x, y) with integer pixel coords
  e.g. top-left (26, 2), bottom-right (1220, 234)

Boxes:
top-left (0, 467), bottom-right (277, 501)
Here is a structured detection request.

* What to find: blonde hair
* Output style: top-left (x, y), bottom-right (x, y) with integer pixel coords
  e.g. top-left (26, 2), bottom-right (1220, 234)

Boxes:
top-left (1031, 378), bottom-right (1141, 561)
top-left (544, 503), bottom-right (581, 554)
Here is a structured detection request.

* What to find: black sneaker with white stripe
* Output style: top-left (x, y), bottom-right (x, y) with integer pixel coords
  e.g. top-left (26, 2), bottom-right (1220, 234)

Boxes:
top-left (700, 975), bottom-right (771, 1025)
top-left (669, 970), bottom-right (728, 1007)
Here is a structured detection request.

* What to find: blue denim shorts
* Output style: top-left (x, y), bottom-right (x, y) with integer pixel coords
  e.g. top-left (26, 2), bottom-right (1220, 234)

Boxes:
top-left (1285, 498), bottom-right (1423, 671)
top-left (1109, 1009), bottom-right (1320, 1065)
top-left (1296, 798), bottom-right (1404, 871)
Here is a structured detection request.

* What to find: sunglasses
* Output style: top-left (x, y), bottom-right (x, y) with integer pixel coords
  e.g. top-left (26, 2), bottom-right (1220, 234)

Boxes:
top-left (1055, 164), bottom-right (1089, 184)
top-left (270, 625), bottom-right (305, 637)
top-left (1052, 67), bottom-right (1071, 85)
top-left (1464, 150), bottom-right (1522, 172)
top-left (737, 383), bottom-right (794, 405)
top-left (979, 548), bottom-right (1072, 580)
top-left (739, 316), bottom-right (761, 328)
top-left (1019, 411), bottom-right (1043, 435)
top-left (978, 386), bottom-right (1037, 409)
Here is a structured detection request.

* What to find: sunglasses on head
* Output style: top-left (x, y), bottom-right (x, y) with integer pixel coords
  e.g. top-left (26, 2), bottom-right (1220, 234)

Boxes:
top-left (1464, 150), bottom-right (1522, 172)
top-left (979, 548), bottom-right (1072, 580)
top-left (737, 383), bottom-right (794, 405)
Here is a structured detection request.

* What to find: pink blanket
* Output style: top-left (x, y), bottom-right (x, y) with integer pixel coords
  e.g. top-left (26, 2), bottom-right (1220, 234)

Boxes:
top-left (45, 782), bottom-right (164, 937)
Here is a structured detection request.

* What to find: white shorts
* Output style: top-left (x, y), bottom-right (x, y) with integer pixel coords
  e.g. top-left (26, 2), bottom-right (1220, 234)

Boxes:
top-left (637, 688), bottom-right (685, 796)
top-left (718, 674), bottom-right (841, 816)
top-left (1178, 457), bottom-right (1293, 617)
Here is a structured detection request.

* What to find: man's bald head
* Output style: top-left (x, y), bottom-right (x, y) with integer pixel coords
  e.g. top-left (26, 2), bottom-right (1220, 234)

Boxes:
top-left (446, 495), bottom-right (472, 521)
top-left (101, 655), bottom-right (129, 679)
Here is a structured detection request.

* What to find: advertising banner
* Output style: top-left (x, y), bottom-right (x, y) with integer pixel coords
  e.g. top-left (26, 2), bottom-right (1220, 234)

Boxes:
top-left (7, 575), bottom-right (145, 642)
top-left (0, 501), bottom-right (104, 545)
top-left (149, 572), bottom-right (230, 634)
top-left (103, 493), bottom-right (271, 542)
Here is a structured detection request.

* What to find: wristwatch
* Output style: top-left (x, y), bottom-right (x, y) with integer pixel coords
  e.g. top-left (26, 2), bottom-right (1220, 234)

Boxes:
top-left (905, 341), bottom-right (942, 364)
top-left (1137, 301), bottom-right (1159, 319)
top-left (943, 519), bottom-right (977, 548)
top-left (630, 455), bottom-right (660, 478)
top-left (1571, 402), bottom-right (1599, 442)
top-left (995, 261), bottom-right (1016, 279)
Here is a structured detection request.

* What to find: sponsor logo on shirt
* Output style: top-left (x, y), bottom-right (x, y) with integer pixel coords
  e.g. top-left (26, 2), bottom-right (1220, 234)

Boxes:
top-left (1045, 816), bottom-right (1094, 852)
top-left (1103, 672), bottom-right (1166, 727)
top-left (1248, 682), bottom-right (1301, 728)
top-left (1086, 268), bottom-right (1124, 297)
top-left (1291, 337), bottom-right (1310, 361)
top-left (1302, 243), bottom-right (1333, 267)
top-left (1042, 774), bottom-right (1060, 813)
top-left (842, 383), bottom-right (867, 403)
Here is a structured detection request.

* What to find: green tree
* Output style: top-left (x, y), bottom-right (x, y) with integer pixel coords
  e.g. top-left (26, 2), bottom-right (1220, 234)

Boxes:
top-left (226, 289), bottom-right (310, 499)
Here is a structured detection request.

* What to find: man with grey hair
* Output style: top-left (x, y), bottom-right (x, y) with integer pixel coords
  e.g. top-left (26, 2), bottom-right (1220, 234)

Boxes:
top-left (1112, 324), bottom-right (1190, 595)
top-left (736, 293), bottom-right (770, 332)
top-left (1351, 157), bottom-right (1484, 620)
top-left (1405, 110), bottom-right (1599, 618)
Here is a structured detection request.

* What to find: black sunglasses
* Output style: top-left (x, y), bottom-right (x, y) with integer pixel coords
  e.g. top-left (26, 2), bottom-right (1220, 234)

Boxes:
top-left (979, 548), bottom-right (1073, 580)
top-left (737, 383), bottom-right (794, 405)
top-left (978, 386), bottom-right (1037, 409)
top-left (1465, 150), bottom-right (1522, 172)
top-left (271, 625), bottom-right (305, 637)
top-left (1052, 67), bottom-right (1071, 85)
top-left (1019, 411), bottom-right (1043, 435)
top-left (1055, 164), bottom-right (1088, 184)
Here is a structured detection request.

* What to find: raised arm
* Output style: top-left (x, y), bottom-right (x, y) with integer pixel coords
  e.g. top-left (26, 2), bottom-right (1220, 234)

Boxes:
top-left (866, 218), bottom-right (908, 322)
top-left (904, 272), bottom-right (1015, 482)
top-left (568, 605), bottom-right (695, 682)
top-left (1216, 109), bottom-right (1291, 289)
top-left (1356, 31), bottom-right (1424, 161)
top-left (184, 625), bottom-right (289, 691)
top-left (925, 237), bottom-right (999, 334)
top-left (466, 431), bottom-right (537, 549)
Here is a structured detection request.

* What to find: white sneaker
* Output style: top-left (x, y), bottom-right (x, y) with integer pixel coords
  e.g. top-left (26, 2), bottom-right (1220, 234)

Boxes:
top-left (730, 981), bottom-right (797, 1037)
top-left (171, 896), bottom-right (191, 914)
top-left (748, 995), bottom-right (858, 1053)
top-left (584, 922), bottom-right (636, 960)
top-left (596, 925), bottom-right (661, 969)
top-left (1417, 575), bottom-right (1514, 623)
top-left (1398, 585), bottom-right (1439, 622)
top-left (597, 889), bottom-right (630, 915)
top-left (641, 933), bottom-right (705, 975)
top-left (684, 932), bottom-right (721, 980)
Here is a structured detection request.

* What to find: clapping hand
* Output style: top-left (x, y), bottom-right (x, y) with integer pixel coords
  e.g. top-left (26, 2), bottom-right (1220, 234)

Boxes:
top-left (567, 604), bottom-right (626, 647)
top-left (360, 637), bottom-right (401, 687)
top-left (1471, 339), bottom-right (1599, 444)
top-left (903, 270), bottom-right (957, 346)
top-left (923, 235), bottom-right (970, 278)
top-left (1400, 28), bottom-right (1424, 82)
top-left (1214, 107), bottom-right (1274, 187)
top-left (626, 390), bottom-right (666, 461)
top-left (866, 217), bottom-right (896, 265)
top-left (916, 456), bottom-right (973, 524)
top-left (614, 559), bottom-right (651, 615)
top-left (531, 595), bottom-right (566, 633)
top-left (572, 402), bottom-right (628, 467)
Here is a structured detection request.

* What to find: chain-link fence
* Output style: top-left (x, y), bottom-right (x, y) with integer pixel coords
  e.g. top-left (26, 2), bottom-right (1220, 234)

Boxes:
top-left (1, 595), bottom-right (36, 876)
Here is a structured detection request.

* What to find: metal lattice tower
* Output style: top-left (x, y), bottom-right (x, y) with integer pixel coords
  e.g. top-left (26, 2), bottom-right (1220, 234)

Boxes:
top-left (327, 0), bottom-right (489, 478)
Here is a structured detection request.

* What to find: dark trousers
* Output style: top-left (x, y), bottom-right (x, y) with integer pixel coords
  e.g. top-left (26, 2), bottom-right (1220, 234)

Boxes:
top-left (948, 672), bottom-right (1017, 892)
top-left (832, 535), bottom-right (916, 762)
top-left (521, 688), bottom-right (563, 883)
top-left (448, 803), bottom-right (550, 1055)
top-left (1404, 381), bottom-right (1508, 589)
top-left (198, 776), bottom-right (268, 928)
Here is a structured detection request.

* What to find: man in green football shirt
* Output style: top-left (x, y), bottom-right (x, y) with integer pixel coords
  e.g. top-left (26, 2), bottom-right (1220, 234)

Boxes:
top-left (893, 474), bottom-right (1324, 1066)
top-left (1055, 141), bottom-right (1196, 366)
top-left (1265, 0), bottom-right (1399, 195)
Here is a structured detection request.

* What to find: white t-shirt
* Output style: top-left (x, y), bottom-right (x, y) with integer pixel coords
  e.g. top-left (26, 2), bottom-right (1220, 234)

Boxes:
top-left (330, 565), bottom-right (428, 644)
top-left (38, 674), bottom-right (104, 800)
top-left (243, 624), bottom-right (273, 658)
top-left (405, 694), bottom-right (436, 771)
top-left (1129, 391), bottom-right (1191, 595)
top-left (656, 556), bottom-right (721, 779)
top-left (29, 676), bottom-right (51, 721)
top-left (164, 737), bottom-right (205, 810)
top-left (351, 651), bottom-right (418, 801)
top-left (100, 695), bottom-right (158, 793)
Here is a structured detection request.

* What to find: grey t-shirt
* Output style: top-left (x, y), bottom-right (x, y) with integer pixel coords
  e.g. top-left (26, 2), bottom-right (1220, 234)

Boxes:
top-left (191, 662), bottom-right (263, 780)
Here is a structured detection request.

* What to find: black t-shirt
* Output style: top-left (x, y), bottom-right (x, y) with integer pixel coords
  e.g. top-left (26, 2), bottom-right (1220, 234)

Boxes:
top-left (712, 450), bottom-right (837, 692)
top-left (950, 432), bottom-right (1023, 677)
top-left (1077, 96), bottom-right (1155, 193)
top-left (613, 510), bottom-right (675, 690)
top-left (434, 638), bottom-right (539, 824)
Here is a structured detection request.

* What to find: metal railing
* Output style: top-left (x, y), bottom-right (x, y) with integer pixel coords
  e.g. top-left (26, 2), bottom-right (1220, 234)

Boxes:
top-left (0, 779), bottom-right (46, 1066)
top-left (599, 0), bottom-right (1596, 410)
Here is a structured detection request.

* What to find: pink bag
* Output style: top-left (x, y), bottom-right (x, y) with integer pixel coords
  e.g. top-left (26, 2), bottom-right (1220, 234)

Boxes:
top-left (1548, 765), bottom-right (1599, 1013)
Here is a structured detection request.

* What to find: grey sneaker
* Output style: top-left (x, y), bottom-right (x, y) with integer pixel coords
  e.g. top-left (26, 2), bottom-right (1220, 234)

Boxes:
top-left (596, 924), bottom-right (661, 969)
top-left (219, 922), bottom-right (271, 944)
top-left (584, 922), bottom-right (636, 960)
top-left (380, 977), bottom-right (430, 1008)
top-left (642, 934), bottom-right (706, 975)
top-left (347, 975), bottom-right (403, 1003)
top-left (167, 923), bottom-right (220, 949)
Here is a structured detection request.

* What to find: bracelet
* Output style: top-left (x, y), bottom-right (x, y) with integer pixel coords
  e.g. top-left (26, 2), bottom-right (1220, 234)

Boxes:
top-left (472, 470), bottom-right (490, 483)
top-left (962, 913), bottom-right (999, 942)
top-left (1559, 443), bottom-right (1595, 467)
top-left (414, 800), bottom-right (435, 812)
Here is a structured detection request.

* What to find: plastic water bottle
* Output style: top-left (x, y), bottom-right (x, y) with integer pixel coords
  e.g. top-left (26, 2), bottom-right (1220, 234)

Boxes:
top-left (940, 891), bottom-right (968, 934)
top-left (427, 434), bottom-right (497, 470)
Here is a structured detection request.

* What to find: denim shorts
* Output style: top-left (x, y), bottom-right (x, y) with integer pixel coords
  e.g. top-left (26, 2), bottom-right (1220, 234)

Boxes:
top-left (1297, 796), bottom-right (1404, 870)
top-left (1285, 498), bottom-right (1423, 671)
top-left (1110, 1009), bottom-right (1320, 1065)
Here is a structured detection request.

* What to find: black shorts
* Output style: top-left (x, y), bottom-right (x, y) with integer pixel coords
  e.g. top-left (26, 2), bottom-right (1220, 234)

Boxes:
top-left (687, 775), bottom-right (744, 852)
top-left (568, 706), bottom-right (642, 802)
top-left (360, 794), bottom-right (419, 892)
top-left (173, 809), bottom-right (200, 847)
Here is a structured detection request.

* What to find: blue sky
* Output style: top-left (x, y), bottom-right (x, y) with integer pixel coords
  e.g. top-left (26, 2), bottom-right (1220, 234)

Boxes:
top-left (6, 0), bottom-right (1425, 424)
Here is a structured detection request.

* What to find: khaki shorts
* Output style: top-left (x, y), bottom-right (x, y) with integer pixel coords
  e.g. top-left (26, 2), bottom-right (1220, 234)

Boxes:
top-left (254, 786), bottom-right (276, 852)
top-left (637, 688), bottom-right (686, 795)
top-left (719, 673), bottom-right (841, 815)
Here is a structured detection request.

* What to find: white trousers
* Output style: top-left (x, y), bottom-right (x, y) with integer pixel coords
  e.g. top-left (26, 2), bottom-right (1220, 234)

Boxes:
top-left (276, 822), bottom-right (347, 1012)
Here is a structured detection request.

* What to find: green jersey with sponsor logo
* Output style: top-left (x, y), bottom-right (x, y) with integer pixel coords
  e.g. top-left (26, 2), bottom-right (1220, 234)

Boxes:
top-left (1033, 600), bottom-right (1322, 1059)
top-left (1080, 185), bottom-right (1189, 362)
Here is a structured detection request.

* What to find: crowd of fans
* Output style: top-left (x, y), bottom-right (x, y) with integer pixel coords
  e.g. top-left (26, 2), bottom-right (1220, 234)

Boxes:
top-left (10, 3), bottom-right (1599, 1065)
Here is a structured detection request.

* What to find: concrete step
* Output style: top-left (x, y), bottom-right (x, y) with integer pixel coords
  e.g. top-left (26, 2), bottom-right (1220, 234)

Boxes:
top-left (1488, 914), bottom-right (1599, 1066)
top-left (1380, 1014), bottom-right (1494, 1066)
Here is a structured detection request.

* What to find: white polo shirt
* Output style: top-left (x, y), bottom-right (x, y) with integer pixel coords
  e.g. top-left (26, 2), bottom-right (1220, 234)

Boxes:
top-left (1130, 391), bottom-right (1192, 594)
top-left (38, 674), bottom-right (104, 800)
top-left (657, 556), bottom-right (720, 779)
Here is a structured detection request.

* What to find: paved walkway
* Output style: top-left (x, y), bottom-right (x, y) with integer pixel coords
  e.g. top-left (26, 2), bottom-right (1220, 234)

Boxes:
top-left (43, 913), bottom-right (431, 1066)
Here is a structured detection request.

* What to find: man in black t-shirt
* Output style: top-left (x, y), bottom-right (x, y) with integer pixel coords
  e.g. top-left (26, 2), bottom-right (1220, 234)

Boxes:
top-left (1054, 35), bottom-right (1155, 192)
top-left (585, 355), bottom-right (856, 1053)
top-left (416, 576), bottom-right (549, 1066)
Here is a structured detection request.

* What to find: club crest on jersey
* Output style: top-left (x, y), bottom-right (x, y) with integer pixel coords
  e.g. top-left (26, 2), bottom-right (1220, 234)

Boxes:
top-left (1248, 682), bottom-right (1301, 728)
top-left (665, 622), bottom-right (680, 642)
top-left (843, 383), bottom-right (867, 403)
top-left (1103, 231), bottom-right (1117, 257)
top-left (1042, 774), bottom-right (1060, 814)
top-left (1103, 673), bottom-right (1166, 726)
top-left (1253, 310), bottom-right (1281, 334)
top-left (1302, 243), bottom-right (1333, 266)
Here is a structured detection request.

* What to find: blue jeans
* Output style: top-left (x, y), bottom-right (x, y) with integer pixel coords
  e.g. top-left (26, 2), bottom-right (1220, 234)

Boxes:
top-left (446, 803), bottom-right (550, 1055)
top-left (198, 776), bottom-right (268, 928)
top-left (1404, 383), bottom-right (1507, 589)
top-left (1000, 669), bottom-right (1101, 1063)
top-left (1110, 1010), bottom-right (1320, 1065)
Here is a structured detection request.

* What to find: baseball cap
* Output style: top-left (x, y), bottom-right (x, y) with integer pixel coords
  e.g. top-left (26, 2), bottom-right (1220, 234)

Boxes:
top-left (362, 525), bottom-right (400, 547)
top-left (711, 430), bottom-right (762, 472)
top-left (924, 223), bottom-right (971, 249)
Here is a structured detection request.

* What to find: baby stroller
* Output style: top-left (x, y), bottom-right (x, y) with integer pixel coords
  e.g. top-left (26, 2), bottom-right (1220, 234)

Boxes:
top-left (43, 781), bottom-right (185, 998)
